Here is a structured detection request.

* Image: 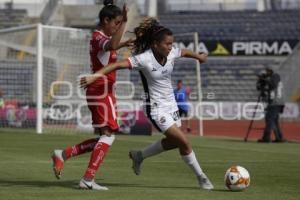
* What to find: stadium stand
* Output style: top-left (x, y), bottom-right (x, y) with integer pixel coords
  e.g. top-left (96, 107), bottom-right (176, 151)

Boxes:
top-left (156, 10), bottom-right (299, 102)
top-left (0, 58), bottom-right (61, 107)
top-left (159, 10), bottom-right (300, 40)
top-left (0, 59), bottom-right (35, 102)
top-left (0, 8), bottom-right (28, 29)
top-left (200, 58), bottom-right (281, 101)
top-left (0, 2), bottom-right (298, 104)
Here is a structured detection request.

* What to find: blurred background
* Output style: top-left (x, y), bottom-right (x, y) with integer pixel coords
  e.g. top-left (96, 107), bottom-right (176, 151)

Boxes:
top-left (0, 0), bottom-right (299, 141)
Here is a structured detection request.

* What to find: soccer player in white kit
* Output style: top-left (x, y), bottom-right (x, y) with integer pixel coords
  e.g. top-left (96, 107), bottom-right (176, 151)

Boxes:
top-left (80, 17), bottom-right (214, 190)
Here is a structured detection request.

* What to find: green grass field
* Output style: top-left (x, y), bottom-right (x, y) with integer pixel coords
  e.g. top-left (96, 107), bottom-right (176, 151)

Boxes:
top-left (0, 128), bottom-right (299, 200)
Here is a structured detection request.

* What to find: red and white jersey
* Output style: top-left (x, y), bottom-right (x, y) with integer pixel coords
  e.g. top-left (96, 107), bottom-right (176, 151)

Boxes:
top-left (89, 30), bottom-right (118, 88)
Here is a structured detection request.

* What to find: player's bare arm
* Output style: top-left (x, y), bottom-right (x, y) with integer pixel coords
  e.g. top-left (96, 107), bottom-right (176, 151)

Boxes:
top-left (80, 59), bottom-right (130, 88)
top-left (104, 4), bottom-right (128, 51)
top-left (117, 38), bottom-right (135, 50)
top-left (181, 49), bottom-right (208, 63)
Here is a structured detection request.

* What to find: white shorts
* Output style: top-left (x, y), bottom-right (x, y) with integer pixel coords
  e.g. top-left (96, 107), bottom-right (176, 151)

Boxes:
top-left (150, 110), bottom-right (182, 132)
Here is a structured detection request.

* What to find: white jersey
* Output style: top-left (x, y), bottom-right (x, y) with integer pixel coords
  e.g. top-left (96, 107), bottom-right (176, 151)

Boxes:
top-left (127, 46), bottom-right (181, 114)
top-left (127, 47), bottom-right (182, 132)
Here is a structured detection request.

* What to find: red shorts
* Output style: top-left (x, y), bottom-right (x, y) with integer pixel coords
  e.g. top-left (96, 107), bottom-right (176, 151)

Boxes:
top-left (86, 85), bottom-right (119, 132)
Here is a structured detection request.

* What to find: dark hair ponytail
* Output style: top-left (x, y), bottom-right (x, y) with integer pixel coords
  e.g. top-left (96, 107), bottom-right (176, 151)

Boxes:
top-left (133, 17), bottom-right (173, 54)
top-left (98, 0), bottom-right (122, 25)
top-left (103, 0), bottom-right (114, 6)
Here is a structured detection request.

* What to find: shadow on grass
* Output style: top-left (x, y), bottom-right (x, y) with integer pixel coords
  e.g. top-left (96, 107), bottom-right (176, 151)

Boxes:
top-left (0, 179), bottom-right (78, 189)
top-left (215, 137), bottom-right (300, 144)
top-left (102, 182), bottom-right (199, 190)
top-left (211, 188), bottom-right (232, 192)
top-left (0, 179), bottom-right (201, 190)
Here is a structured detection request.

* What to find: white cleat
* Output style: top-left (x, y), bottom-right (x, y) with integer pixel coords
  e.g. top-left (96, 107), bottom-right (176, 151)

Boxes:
top-left (198, 173), bottom-right (214, 190)
top-left (129, 150), bottom-right (143, 175)
top-left (79, 179), bottom-right (108, 191)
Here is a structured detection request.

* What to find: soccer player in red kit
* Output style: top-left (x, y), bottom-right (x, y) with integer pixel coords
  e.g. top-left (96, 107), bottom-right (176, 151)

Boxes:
top-left (51, 0), bottom-right (133, 190)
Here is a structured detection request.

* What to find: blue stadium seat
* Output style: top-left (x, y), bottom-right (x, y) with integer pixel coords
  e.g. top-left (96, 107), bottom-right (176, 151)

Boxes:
top-left (0, 8), bottom-right (28, 29)
top-left (159, 10), bottom-right (300, 41)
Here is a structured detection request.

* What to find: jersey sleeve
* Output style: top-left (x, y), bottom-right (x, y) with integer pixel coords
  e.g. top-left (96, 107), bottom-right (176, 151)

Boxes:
top-left (127, 52), bottom-right (147, 70)
top-left (169, 46), bottom-right (182, 60)
top-left (92, 32), bottom-right (110, 52)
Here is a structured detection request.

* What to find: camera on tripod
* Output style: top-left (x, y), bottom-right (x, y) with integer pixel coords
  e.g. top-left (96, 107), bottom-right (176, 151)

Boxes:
top-left (245, 68), bottom-right (285, 142)
top-left (256, 73), bottom-right (271, 100)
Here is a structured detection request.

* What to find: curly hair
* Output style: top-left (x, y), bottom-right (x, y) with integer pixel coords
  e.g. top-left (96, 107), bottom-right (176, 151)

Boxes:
top-left (132, 17), bottom-right (173, 54)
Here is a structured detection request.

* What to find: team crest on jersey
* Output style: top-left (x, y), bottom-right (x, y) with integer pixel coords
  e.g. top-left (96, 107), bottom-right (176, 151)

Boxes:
top-left (151, 67), bottom-right (158, 72)
top-left (161, 69), bottom-right (168, 74)
top-left (95, 34), bottom-right (103, 41)
top-left (160, 116), bottom-right (166, 124)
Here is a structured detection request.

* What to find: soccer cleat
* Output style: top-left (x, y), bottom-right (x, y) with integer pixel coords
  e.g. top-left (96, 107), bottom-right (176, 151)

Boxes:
top-left (129, 150), bottom-right (143, 175)
top-left (51, 150), bottom-right (64, 179)
top-left (198, 173), bottom-right (214, 190)
top-left (79, 179), bottom-right (108, 190)
top-left (257, 138), bottom-right (271, 143)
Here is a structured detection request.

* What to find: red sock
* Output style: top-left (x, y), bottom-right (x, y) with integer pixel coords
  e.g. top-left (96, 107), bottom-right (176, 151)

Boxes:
top-left (83, 135), bottom-right (115, 180)
top-left (63, 138), bottom-right (98, 160)
top-left (83, 142), bottom-right (110, 180)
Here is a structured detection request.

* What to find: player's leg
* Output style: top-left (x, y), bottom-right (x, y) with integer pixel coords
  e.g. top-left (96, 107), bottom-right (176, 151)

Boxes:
top-left (179, 109), bottom-right (191, 133)
top-left (185, 112), bottom-right (191, 133)
top-left (79, 93), bottom-right (118, 190)
top-left (129, 111), bottom-right (180, 175)
top-left (178, 109), bottom-right (184, 131)
top-left (79, 127), bottom-right (115, 190)
top-left (52, 137), bottom-right (98, 179)
top-left (273, 106), bottom-right (285, 142)
top-left (129, 137), bottom-right (177, 175)
top-left (259, 106), bottom-right (273, 142)
top-left (164, 125), bottom-right (214, 190)
top-left (51, 90), bottom-right (107, 180)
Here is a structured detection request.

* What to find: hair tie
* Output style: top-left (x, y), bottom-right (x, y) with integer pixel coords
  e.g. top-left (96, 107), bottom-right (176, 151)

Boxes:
top-left (104, 0), bottom-right (114, 6)
top-left (153, 27), bottom-right (166, 35)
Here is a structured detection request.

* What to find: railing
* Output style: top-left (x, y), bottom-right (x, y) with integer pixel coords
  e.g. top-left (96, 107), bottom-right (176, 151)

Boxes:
top-left (153, 0), bottom-right (300, 13)
top-left (278, 42), bottom-right (300, 102)
top-left (40, 0), bottom-right (60, 24)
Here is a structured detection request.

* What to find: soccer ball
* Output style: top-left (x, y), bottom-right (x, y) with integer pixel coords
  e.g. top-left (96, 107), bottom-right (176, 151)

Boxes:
top-left (224, 165), bottom-right (250, 191)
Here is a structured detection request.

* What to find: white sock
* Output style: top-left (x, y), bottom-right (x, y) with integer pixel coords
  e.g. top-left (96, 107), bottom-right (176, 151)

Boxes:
top-left (141, 139), bottom-right (164, 159)
top-left (181, 151), bottom-right (204, 177)
top-left (55, 149), bottom-right (64, 161)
